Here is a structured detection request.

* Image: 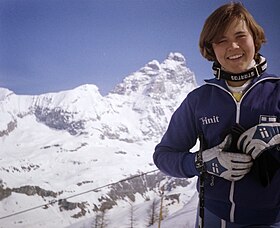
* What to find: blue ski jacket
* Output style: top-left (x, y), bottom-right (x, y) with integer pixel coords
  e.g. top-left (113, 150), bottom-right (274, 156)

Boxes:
top-left (153, 72), bottom-right (280, 224)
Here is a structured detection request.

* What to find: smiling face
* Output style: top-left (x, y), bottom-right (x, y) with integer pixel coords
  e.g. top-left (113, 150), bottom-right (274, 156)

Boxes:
top-left (212, 19), bottom-right (255, 74)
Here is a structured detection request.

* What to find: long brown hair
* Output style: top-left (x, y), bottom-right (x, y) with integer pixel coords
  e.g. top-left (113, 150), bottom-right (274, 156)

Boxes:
top-left (199, 2), bottom-right (266, 61)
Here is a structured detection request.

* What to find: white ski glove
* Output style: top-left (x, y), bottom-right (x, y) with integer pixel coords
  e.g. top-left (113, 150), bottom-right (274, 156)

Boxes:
top-left (237, 123), bottom-right (280, 159)
top-left (199, 136), bottom-right (253, 181)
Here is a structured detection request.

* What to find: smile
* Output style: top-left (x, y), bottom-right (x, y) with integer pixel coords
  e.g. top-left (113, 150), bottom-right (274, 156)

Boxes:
top-left (227, 54), bottom-right (243, 60)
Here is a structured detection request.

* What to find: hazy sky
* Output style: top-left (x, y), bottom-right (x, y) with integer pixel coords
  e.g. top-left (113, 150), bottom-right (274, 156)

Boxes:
top-left (0, 0), bottom-right (279, 95)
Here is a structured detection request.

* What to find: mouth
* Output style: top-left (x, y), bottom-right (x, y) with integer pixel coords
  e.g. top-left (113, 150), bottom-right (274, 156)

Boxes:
top-left (227, 54), bottom-right (244, 60)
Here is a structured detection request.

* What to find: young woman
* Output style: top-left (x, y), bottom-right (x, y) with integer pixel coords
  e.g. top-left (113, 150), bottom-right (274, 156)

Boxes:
top-left (153, 3), bottom-right (280, 227)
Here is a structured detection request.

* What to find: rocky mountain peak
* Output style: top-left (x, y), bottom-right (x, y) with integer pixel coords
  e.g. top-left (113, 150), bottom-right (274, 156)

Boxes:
top-left (0, 53), bottom-right (197, 140)
top-left (111, 52), bottom-right (196, 97)
top-left (167, 52), bottom-right (186, 63)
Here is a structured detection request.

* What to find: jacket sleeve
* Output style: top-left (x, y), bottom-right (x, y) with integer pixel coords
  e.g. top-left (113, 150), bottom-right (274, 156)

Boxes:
top-left (153, 94), bottom-right (200, 178)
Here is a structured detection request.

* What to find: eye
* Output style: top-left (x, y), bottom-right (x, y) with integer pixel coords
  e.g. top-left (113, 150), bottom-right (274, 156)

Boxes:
top-left (216, 39), bottom-right (227, 44)
top-left (236, 33), bottom-right (247, 39)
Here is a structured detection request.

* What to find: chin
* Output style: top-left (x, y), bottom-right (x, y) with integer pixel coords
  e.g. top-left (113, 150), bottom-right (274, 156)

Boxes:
top-left (227, 65), bottom-right (248, 74)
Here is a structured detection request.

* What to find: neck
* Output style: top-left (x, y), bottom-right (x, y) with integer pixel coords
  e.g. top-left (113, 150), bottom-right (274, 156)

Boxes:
top-left (227, 80), bottom-right (248, 87)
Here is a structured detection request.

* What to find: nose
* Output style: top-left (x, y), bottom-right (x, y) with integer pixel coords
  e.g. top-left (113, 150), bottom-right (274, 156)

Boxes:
top-left (229, 41), bottom-right (239, 49)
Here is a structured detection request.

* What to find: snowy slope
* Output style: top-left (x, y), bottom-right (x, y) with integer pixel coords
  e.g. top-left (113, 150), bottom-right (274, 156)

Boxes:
top-left (0, 52), bottom-right (198, 228)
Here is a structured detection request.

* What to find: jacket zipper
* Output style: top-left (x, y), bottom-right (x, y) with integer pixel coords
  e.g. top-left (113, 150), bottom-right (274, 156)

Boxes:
top-left (205, 82), bottom-right (238, 222)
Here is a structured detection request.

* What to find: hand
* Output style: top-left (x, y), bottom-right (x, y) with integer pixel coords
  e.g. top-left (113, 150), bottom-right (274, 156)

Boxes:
top-left (199, 136), bottom-right (253, 181)
top-left (237, 123), bottom-right (280, 159)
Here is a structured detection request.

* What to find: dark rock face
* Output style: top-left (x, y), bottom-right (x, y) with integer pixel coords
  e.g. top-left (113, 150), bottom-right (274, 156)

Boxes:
top-left (35, 107), bottom-right (86, 135)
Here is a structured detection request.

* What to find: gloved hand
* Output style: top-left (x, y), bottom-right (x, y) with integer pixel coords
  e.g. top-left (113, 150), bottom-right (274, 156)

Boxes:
top-left (198, 136), bottom-right (253, 181)
top-left (237, 123), bottom-right (280, 159)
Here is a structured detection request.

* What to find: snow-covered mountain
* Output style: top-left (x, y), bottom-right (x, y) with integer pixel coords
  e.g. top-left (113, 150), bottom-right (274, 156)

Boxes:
top-left (0, 52), bottom-right (198, 227)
